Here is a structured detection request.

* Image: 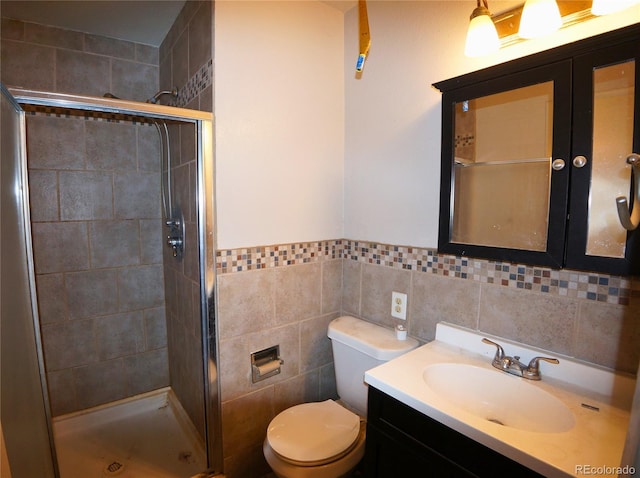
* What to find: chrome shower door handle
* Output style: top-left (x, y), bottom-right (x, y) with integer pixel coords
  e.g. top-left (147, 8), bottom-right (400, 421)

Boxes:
top-left (616, 153), bottom-right (640, 231)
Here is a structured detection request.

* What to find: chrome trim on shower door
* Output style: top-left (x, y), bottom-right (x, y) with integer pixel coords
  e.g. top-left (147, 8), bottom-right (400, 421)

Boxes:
top-left (0, 83), bottom-right (59, 478)
top-left (8, 87), bottom-right (222, 476)
top-left (197, 117), bottom-right (223, 473)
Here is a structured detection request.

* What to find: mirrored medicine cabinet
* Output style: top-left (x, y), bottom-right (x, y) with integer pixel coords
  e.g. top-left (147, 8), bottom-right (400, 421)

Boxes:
top-left (434, 24), bottom-right (640, 276)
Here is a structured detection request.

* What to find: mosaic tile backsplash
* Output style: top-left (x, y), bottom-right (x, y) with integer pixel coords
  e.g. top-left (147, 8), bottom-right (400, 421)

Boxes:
top-left (216, 239), bottom-right (639, 305)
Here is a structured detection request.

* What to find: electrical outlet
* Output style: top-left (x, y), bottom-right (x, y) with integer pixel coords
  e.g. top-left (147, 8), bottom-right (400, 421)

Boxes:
top-left (391, 291), bottom-right (407, 320)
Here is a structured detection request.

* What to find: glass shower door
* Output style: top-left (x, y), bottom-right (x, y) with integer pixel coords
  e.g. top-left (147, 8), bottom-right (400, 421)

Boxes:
top-left (0, 84), bottom-right (58, 478)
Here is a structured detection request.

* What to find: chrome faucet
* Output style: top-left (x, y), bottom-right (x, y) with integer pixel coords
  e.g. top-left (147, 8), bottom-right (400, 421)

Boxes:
top-left (481, 338), bottom-right (559, 381)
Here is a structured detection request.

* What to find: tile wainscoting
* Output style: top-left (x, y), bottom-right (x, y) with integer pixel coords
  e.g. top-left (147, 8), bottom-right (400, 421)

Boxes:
top-left (215, 238), bottom-right (639, 477)
top-left (217, 239), bottom-right (639, 305)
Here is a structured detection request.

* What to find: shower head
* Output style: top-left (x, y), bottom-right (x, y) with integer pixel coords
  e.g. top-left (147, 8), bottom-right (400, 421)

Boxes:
top-left (147, 87), bottom-right (178, 104)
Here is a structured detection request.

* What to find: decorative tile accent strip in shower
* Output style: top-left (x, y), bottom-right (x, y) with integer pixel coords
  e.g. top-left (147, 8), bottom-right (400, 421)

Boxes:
top-left (175, 59), bottom-right (213, 108)
top-left (216, 239), bottom-right (639, 305)
top-left (22, 104), bottom-right (154, 125)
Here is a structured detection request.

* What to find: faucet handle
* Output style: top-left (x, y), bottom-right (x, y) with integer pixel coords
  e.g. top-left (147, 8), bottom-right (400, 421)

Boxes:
top-left (524, 356), bottom-right (559, 380)
top-left (482, 338), bottom-right (505, 366)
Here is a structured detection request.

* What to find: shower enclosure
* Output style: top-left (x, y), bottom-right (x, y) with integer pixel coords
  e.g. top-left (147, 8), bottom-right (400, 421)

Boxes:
top-left (0, 85), bottom-right (221, 477)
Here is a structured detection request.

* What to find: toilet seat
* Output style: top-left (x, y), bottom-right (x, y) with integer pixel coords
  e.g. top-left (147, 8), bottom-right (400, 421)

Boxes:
top-left (266, 400), bottom-right (361, 465)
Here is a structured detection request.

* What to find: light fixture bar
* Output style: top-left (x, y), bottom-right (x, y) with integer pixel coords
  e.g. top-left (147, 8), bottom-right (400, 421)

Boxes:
top-left (492, 1), bottom-right (593, 47)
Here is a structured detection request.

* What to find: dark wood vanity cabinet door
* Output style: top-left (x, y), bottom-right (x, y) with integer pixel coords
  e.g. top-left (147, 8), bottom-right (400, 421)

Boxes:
top-left (363, 387), bottom-right (544, 478)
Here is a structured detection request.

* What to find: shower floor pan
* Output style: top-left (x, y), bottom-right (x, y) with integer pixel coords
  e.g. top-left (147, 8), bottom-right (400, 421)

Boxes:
top-left (53, 387), bottom-right (207, 478)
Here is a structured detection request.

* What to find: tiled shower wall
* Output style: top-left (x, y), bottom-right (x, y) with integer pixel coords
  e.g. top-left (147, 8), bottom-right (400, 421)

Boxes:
top-left (27, 111), bottom-right (168, 415)
top-left (158, 0), bottom-right (213, 440)
top-left (214, 239), bottom-right (640, 478)
top-left (159, 0), bottom-right (213, 112)
top-left (0, 16), bottom-right (169, 416)
top-left (162, 120), bottom-right (206, 440)
top-left (0, 16), bottom-right (159, 101)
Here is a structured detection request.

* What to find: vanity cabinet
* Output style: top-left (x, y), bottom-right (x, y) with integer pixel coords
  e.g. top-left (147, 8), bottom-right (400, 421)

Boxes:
top-left (434, 25), bottom-right (640, 275)
top-left (363, 387), bottom-right (544, 478)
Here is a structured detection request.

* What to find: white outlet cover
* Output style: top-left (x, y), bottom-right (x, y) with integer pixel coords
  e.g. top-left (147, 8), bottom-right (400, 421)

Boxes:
top-left (391, 291), bottom-right (407, 320)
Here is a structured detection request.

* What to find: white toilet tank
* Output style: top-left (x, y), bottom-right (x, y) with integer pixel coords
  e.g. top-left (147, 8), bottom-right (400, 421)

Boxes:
top-left (327, 316), bottom-right (419, 416)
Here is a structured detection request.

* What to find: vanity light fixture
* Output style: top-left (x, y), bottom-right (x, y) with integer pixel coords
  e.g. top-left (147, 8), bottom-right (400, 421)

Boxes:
top-left (465, 0), bottom-right (639, 57)
top-left (464, 0), bottom-right (500, 57)
top-left (518, 0), bottom-right (562, 38)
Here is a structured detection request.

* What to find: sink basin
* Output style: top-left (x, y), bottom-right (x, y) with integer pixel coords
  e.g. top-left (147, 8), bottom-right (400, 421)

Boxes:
top-left (423, 363), bottom-right (575, 433)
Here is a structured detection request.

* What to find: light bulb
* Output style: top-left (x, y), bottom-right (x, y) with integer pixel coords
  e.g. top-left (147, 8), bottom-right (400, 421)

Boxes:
top-left (518, 0), bottom-right (562, 39)
top-left (592, 0), bottom-right (637, 15)
top-left (464, 5), bottom-right (500, 57)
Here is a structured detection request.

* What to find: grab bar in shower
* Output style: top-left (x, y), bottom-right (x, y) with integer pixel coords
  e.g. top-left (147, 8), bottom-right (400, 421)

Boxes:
top-left (616, 153), bottom-right (640, 231)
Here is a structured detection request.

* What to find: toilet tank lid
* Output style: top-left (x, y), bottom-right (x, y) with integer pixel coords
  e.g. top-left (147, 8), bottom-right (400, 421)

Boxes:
top-left (328, 316), bottom-right (419, 361)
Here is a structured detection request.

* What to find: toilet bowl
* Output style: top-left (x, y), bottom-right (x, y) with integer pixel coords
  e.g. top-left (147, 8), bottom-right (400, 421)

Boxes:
top-left (263, 316), bottom-right (419, 478)
top-left (263, 400), bottom-right (365, 478)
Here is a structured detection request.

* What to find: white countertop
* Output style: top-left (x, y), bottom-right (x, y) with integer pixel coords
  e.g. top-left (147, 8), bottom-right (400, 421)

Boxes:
top-left (364, 322), bottom-right (635, 478)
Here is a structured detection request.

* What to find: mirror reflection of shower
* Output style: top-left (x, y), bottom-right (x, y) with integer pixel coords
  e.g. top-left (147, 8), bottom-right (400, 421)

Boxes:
top-left (153, 120), bottom-right (184, 259)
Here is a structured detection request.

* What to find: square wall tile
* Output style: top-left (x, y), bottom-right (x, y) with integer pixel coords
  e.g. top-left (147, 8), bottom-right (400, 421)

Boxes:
top-left (1, 40), bottom-right (55, 91)
top-left (479, 283), bottom-right (578, 356)
top-left (410, 273), bottom-right (481, 342)
top-left (96, 312), bottom-right (145, 361)
top-left (118, 265), bottom-right (165, 311)
top-left (31, 222), bottom-right (89, 273)
top-left (124, 348), bottom-right (170, 396)
top-left (59, 170), bottom-right (113, 220)
top-left (24, 22), bottom-right (83, 50)
top-left (299, 313), bottom-right (338, 373)
top-left (41, 319), bottom-right (96, 371)
top-left (28, 170), bottom-right (59, 222)
top-left (26, 115), bottom-right (85, 170)
top-left (273, 372), bottom-right (320, 415)
top-left (360, 263), bottom-right (411, 328)
top-left (56, 49), bottom-right (111, 96)
top-left (321, 259), bottom-right (342, 314)
top-left (144, 307), bottom-right (167, 350)
top-left (136, 43), bottom-right (159, 65)
top-left (111, 58), bottom-right (159, 103)
top-left (275, 263), bottom-right (321, 326)
top-left (221, 387), bottom-right (274, 457)
top-left (217, 269), bottom-right (275, 339)
top-left (47, 369), bottom-right (77, 416)
top-left (114, 171), bottom-right (161, 219)
top-left (66, 269), bottom-right (118, 319)
top-left (84, 34), bottom-right (135, 59)
top-left (137, 125), bottom-right (162, 172)
top-left (89, 220), bottom-right (140, 268)
top-left (188, 1), bottom-right (212, 77)
top-left (35, 273), bottom-right (67, 324)
top-left (341, 259), bottom-right (361, 317)
top-left (576, 301), bottom-right (640, 373)
top-left (85, 121), bottom-right (137, 171)
top-left (73, 359), bottom-right (128, 410)
top-left (139, 219), bottom-right (164, 264)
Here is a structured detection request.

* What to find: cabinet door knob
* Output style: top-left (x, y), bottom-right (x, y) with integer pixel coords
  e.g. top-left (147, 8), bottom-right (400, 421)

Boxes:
top-left (551, 159), bottom-right (565, 171)
top-left (572, 155), bottom-right (588, 168)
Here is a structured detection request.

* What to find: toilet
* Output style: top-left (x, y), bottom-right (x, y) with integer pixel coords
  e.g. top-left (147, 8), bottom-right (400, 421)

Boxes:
top-left (263, 315), bottom-right (419, 478)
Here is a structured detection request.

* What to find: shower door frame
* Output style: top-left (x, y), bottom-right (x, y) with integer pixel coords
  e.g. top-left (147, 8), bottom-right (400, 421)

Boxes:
top-left (9, 87), bottom-right (223, 476)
